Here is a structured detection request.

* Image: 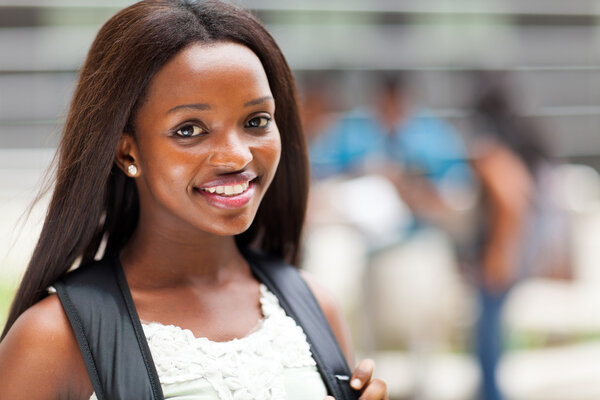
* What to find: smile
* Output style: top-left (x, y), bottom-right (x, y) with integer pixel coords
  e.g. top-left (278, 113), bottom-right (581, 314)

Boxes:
top-left (200, 181), bottom-right (250, 197)
top-left (194, 178), bottom-right (257, 210)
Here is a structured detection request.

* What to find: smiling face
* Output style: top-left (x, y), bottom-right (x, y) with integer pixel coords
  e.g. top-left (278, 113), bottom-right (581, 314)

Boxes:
top-left (118, 42), bottom-right (281, 239)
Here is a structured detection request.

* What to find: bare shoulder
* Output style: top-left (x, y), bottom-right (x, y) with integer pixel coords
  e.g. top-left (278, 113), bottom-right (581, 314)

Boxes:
top-left (0, 294), bottom-right (91, 399)
top-left (300, 271), bottom-right (340, 320)
top-left (300, 270), bottom-right (355, 364)
top-left (7, 294), bottom-right (71, 341)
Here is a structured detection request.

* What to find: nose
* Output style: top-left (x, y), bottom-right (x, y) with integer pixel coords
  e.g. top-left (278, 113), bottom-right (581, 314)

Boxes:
top-left (207, 128), bottom-right (253, 171)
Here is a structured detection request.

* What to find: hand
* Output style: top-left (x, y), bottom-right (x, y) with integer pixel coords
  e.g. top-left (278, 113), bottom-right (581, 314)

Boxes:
top-left (324, 358), bottom-right (388, 400)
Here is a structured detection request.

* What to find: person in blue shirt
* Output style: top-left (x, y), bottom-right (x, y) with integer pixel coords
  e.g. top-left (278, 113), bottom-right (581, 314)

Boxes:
top-left (309, 73), bottom-right (474, 234)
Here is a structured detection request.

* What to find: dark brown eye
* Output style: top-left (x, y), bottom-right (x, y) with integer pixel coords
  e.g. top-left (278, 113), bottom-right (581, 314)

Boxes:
top-left (247, 116), bottom-right (271, 128)
top-left (175, 125), bottom-right (205, 137)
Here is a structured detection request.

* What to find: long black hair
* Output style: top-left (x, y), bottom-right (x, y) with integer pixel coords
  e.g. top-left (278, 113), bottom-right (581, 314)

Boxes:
top-left (472, 73), bottom-right (550, 172)
top-left (2, 0), bottom-right (308, 339)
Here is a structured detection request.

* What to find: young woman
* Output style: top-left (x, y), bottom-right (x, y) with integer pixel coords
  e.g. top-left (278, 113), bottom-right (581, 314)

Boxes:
top-left (0, 1), bottom-right (387, 399)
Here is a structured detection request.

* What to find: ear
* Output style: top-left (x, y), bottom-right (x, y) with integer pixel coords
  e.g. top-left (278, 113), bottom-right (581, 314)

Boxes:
top-left (115, 133), bottom-right (141, 177)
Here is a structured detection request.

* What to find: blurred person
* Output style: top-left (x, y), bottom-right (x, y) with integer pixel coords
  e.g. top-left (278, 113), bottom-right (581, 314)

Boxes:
top-left (468, 73), bottom-right (571, 400)
top-left (308, 72), bottom-right (474, 239)
top-left (0, 1), bottom-right (388, 399)
top-left (305, 72), bottom-right (478, 399)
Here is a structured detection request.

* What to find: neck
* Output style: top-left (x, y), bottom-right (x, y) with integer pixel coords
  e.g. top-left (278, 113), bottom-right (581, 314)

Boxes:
top-left (119, 220), bottom-right (249, 290)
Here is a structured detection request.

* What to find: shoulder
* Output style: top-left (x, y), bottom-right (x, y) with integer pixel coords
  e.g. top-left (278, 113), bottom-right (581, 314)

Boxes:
top-left (0, 294), bottom-right (91, 399)
top-left (244, 248), bottom-right (354, 362)
top-left (2, 294), bottom-right (75, 362)
top-left (300, 271), bottom-right (354, 365)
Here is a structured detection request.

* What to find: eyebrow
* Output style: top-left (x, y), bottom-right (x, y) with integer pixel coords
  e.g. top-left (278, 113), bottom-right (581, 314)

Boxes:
top-left (167, 103), bottom-right (210, 114)
top-left (244, 96), bottom-right (274, 107)
top-left (166, 96), bottom-right (274, 115)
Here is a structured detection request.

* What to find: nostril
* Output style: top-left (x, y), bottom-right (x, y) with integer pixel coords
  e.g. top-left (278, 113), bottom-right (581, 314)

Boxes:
top-left (207, 150), bottom-right (253, 170)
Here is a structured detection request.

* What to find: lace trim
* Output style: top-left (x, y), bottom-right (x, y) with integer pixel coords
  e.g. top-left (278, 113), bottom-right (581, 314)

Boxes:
top-left (142, 284), bottom-right (317, 398)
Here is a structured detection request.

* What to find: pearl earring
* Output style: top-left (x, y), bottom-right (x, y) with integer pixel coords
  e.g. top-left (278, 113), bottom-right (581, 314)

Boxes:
top-left (127, 164), bottom-right (138, 177)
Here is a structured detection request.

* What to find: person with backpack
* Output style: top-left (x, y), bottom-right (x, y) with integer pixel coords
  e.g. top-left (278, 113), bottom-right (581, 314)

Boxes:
top-left (0, 2), bottom-right (387, 399)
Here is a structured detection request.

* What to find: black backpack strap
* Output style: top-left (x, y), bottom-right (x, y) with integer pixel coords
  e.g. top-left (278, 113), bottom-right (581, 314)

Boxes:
top-left (54, 256), bottom-right (164, 400)
top-left (243, 248), bottom-right (360, 400)
top-left (54, 249), bottom-right (357, 399)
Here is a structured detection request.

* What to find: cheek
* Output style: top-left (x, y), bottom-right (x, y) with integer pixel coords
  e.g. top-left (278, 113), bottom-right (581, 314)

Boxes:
top-left (262, 133), bottom-right (282, 179)
top-left (139, 143), bottom-right (194, 191)
top-left (268, 127), bottom-right (282, 161)
top-left (248, 132), bottom-right (281, 199)
top-left (272, 135), bottom-right (282, 168)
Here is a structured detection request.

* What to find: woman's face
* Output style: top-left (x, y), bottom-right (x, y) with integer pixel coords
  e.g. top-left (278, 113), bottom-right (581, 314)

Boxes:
top-left (121, 42), bottom-right (281, 238)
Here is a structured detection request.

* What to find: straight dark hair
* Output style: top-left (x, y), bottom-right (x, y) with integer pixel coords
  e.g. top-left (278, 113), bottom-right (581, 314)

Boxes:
top-left (2, 0), bottom-right (308, 339)
top-left (472, 73), bottom-right (550, 172)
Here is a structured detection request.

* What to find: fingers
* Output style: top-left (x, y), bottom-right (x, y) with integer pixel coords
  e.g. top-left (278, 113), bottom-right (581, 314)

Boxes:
top-left (323, 397), bottom-right (335, 400)
top-left (358, 378), bottom-right (388, 400)
top-left (351, 358), bottom-right (388, 399)
top-left (351, 358), bottom-right (375, 390)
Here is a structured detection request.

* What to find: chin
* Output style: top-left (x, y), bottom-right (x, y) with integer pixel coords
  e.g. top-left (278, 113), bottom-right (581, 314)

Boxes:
top-left (203, 217), bottom-right (255, 238)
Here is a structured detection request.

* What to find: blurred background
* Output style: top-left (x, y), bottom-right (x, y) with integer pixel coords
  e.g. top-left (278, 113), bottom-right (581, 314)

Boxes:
top-left (1, 1), bottom-right (600, 399)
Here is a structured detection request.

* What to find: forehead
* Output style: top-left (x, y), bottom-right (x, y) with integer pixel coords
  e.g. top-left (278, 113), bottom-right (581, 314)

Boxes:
top-left (144, 41), bottom-right (272, 107)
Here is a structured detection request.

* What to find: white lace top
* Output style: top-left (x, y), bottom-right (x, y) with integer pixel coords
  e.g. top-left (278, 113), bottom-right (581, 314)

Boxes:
top-left (90, 284), bottom-right (327, 400)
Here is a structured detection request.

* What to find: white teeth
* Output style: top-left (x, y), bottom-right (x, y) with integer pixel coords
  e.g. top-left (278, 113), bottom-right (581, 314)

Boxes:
top-left (201, 182), bottom-right (250, 196)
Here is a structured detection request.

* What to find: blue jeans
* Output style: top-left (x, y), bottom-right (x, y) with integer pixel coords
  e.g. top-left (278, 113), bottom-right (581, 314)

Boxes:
top-left (476, 288), bottom-right (509, 400)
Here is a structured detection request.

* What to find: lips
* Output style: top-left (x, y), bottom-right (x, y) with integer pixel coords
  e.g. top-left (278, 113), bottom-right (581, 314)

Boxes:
top-left (200, 181), bottom-right (250, 196)
top-left (194, 172), bottom-right (257, 209)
